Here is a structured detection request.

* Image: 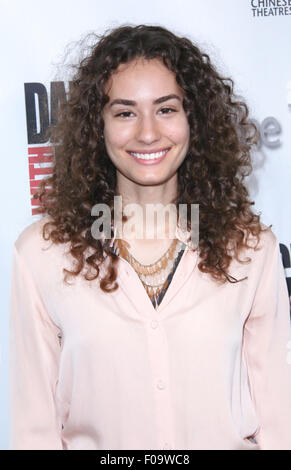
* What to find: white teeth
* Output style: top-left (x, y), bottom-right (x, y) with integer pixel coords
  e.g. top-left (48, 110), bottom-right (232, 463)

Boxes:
top-left (130, 149), bottom-right (169, 160)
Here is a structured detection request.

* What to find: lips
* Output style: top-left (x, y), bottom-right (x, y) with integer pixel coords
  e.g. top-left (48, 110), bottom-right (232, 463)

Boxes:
top-left (127, 147), bottom-right (171, 155)
top-left (127, 148), bottom-right (170, 166)
top-left (127, 148), bottom-right (170, 160)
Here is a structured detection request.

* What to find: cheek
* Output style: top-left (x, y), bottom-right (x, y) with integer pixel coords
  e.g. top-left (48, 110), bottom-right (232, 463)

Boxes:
top-left (105, 123), bottom-right (133, 150)
top-left (165, 118), bottom-right (190, 144)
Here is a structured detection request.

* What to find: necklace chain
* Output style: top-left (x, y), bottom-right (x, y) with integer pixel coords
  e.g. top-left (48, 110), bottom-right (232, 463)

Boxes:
top-left (118, 238), bottom-right (178, 272)
top-left (116, 238), bottom-right (182, 303)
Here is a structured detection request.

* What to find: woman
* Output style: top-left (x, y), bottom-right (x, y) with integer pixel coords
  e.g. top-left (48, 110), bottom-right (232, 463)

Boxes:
top-left (9, 24), bottom-right (291, 450)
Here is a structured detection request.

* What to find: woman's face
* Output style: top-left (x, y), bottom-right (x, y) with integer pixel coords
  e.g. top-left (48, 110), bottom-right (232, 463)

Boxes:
top-left (102, 58), bottom-right (190, 188)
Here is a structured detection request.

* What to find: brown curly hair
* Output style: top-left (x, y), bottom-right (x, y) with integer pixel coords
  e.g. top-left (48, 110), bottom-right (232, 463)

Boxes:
top-left (34, 24), bottom-right (268, 292)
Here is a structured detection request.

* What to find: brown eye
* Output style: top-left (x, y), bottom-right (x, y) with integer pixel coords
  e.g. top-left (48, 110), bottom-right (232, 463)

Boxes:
top-left (115, 111), bottom-right (134, 118)
top-left (159, 107), bottom-right (176, 114)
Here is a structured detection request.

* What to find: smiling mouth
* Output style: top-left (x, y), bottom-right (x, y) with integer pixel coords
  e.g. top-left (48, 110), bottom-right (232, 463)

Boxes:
top-left (127, 148), bottom-right (170, 160)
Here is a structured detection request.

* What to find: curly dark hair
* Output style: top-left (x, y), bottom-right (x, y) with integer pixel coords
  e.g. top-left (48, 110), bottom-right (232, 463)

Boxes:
top-left (34, 24), bottom-right (268, 292)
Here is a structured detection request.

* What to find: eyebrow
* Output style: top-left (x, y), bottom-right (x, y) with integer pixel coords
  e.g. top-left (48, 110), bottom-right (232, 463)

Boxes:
top-left (109, 94), bottom-right (181, 107)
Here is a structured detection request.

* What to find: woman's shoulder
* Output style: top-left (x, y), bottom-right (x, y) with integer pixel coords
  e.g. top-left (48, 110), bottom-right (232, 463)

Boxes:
top-left (13, 215), bottom-right (64, 267)
top-left (13, 216), bottom-right (73, 284)
top-left (247, 223), bottom-right (279, 253)
top-left (227, 223), bottom-right (280, 278)
top-left (233, 223), bottom-right (281, 279)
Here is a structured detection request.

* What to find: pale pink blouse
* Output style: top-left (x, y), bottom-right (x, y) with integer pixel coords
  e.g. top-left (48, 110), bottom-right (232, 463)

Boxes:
top-left (8, 216), bottom-right (291, 450)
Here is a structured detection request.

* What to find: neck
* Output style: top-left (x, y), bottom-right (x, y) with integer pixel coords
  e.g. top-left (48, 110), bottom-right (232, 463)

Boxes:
top-left (115, 172), bottom-right (179, 241)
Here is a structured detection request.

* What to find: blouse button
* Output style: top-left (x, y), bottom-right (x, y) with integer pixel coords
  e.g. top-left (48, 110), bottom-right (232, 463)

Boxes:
top-left (151, 320), bottom-right (158, 329)
top-left (156, 379), bottom-right (166, 390)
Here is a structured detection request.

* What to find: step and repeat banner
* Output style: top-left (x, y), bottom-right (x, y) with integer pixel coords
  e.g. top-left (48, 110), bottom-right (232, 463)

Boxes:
top-left (1, 0), bottom-right (291, 449)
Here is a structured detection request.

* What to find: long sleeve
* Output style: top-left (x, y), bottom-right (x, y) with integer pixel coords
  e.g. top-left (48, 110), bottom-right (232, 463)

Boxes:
top-left (243, 232), bottom-right (291, 450)
top-left (8, 243), bottom-right (64, 450)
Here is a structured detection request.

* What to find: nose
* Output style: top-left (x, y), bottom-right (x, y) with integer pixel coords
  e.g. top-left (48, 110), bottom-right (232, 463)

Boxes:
top-left (136, 114), bottom-right (161, 144)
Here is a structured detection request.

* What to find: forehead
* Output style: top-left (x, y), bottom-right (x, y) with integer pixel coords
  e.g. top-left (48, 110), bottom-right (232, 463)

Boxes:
top-left (104, 58), bottom-right (182, 97)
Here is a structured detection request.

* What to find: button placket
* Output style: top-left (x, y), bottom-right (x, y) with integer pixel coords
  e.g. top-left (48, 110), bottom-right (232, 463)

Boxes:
top-left (147, 318), bottom-right (175, 450)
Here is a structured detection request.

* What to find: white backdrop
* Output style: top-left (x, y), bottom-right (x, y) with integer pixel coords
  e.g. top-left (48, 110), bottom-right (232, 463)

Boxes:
top-left (1, 0), bottom-right (290, 449)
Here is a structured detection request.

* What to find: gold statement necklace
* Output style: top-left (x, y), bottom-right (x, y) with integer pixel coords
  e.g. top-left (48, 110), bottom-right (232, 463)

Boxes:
top-left (117, 237), bottom-right (183, 303)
